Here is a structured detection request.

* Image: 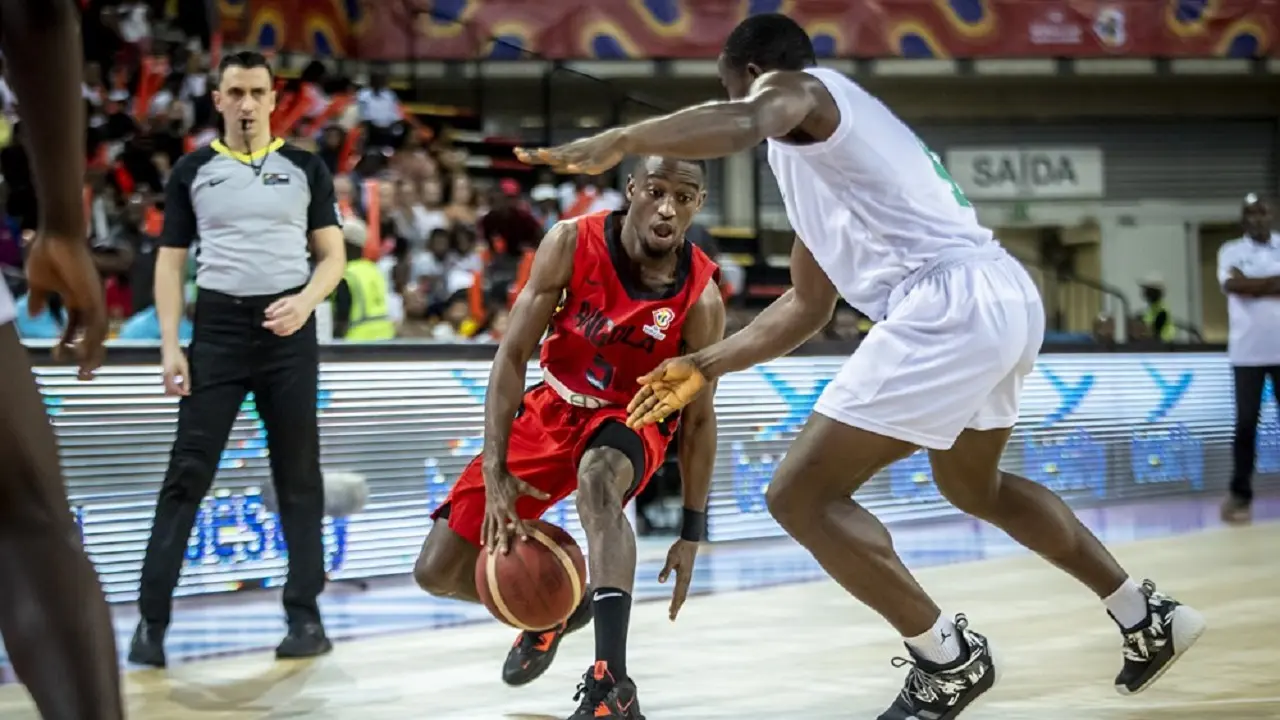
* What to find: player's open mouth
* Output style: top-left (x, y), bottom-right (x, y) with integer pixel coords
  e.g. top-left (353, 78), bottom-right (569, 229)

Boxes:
top-left (651, 224), bottom-right (674, 239)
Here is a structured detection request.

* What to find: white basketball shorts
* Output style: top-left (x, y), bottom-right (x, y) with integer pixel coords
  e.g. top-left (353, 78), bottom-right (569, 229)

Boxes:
top-left (814, 244), bottom-right (1045, 451)
top-left (0, 280), bottom-right (14, 327)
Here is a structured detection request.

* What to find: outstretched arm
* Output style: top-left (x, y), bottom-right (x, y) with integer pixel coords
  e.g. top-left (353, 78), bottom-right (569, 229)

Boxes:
top-left (675, 281), bottom-right (727, 524)
top-left (517, 72), bottom-right (822, 173)
top-left (481, 221), bottom-right (576, 474)
top-left (693, 237), bottom-right (837, 380)
top-left (617, 72), bottom-right (817, 158)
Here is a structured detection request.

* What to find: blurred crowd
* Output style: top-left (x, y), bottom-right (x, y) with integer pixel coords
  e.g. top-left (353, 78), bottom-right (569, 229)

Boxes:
top-left (0, 1), bottom-right (876, 345)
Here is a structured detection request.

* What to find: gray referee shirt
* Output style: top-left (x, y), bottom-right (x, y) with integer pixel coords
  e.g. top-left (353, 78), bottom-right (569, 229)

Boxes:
top-left (159, 138), bottom-right (340, 296)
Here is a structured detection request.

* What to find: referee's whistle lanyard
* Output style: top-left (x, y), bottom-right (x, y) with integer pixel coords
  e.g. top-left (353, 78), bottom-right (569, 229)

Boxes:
top-left (236, 118), bottom-right (268, 177)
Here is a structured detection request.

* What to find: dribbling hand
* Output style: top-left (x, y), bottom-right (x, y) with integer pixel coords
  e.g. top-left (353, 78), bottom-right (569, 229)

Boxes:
top-left (24, 234), bottom-right (107, 381)
top-left (481, 464), bottom-right (551, 555)
top-left (625, 356), bottom-right (709, 429)
top-left (659, 538), bottom-right (699, 621)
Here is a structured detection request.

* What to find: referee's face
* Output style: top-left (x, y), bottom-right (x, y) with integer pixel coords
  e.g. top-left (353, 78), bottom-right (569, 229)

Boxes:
top-left (214, 66), bottom-right (276, 141)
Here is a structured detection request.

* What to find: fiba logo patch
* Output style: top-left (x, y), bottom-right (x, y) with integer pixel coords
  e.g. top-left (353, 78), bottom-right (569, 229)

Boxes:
top-left (643, 307), bottom-right (674, 341)
top-left (1093, 5), bottom-right (1127, 49)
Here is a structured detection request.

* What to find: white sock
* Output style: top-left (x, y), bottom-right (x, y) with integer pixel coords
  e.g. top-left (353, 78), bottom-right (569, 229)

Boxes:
top-left (904, 613), bottom-right (962, 666)
top-left (1103, 577), bottom-right (1148, 630)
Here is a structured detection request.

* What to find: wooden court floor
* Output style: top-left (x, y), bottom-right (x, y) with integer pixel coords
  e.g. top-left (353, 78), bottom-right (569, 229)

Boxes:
top-left (1, 523), bottom-right (1277, 719)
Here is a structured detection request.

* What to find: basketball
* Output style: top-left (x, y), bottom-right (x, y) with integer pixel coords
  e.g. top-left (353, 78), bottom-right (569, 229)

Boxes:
top-left (475, 519), bottom-right (587, 631)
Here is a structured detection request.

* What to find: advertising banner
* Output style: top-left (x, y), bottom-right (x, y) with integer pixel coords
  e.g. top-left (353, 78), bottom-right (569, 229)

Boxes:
top-left (219, 0), bottom-right (1277, 60)
top-left (37, 351), bottom-right (1272, 602)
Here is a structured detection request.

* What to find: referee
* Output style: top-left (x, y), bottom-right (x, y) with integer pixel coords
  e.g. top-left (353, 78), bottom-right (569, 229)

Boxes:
top-left (127, 51), bottom-right (346, 667)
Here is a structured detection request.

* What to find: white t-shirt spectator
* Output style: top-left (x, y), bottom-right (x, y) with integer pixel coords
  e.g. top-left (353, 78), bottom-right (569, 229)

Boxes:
top-left (117, 3), bottom-right (151, 44)
top-left (1218, 232), bottom-right (1280, 366)
top-left (588, 188), bottom-right (624, 214)
top-left (0, 78), bottom-right (16, 124)
top-left (356, 87), bottom-right (401, 128)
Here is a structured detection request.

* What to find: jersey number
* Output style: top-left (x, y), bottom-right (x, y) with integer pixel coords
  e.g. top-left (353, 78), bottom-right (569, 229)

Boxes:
top-left (585, 355), bottom-right (615, 391)
top-left (920, 141), bottom-right (972, 208)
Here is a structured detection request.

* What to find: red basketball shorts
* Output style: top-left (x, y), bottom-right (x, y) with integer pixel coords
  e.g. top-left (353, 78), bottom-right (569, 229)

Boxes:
top-left (431, 383), bottom-right (672, 546)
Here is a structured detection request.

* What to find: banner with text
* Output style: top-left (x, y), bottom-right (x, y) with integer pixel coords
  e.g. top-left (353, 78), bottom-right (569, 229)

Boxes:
top-left (35, 351), bottom-right (1273, 602)
top-left (945, 147), bottom-right (1106, 201)
top-left (220, 0), bottom-right (1277, 60)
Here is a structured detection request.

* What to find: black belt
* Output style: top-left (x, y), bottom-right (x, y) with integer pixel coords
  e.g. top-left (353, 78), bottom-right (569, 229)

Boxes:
top-left (195, 286), bottom-right (306, 310)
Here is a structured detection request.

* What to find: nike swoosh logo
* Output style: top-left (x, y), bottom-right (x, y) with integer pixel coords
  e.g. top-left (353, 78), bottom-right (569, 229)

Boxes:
top-left (209, 178), bottom-right (227, 187)
top-left (594, 592), bottom-right (623, 600)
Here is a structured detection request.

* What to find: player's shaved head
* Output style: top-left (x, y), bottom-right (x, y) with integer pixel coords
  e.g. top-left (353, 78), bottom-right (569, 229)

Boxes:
top-left (631, 156), bottom-right (706, 185)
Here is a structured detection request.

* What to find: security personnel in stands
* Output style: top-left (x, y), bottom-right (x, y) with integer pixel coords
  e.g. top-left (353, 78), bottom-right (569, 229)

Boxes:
top-left (333, 218), bottom-right (395, 341)
top-left (1138, 272), bottom-right (1175, 342)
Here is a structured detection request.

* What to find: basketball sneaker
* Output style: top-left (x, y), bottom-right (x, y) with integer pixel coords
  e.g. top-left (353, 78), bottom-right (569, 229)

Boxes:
top-left (1111, 579), bottom-right (1206, 695)
top-left (502, 595), bottom-right (593, 686)
top-left (567, 661), bottom-right (644, 719)
top-left (878, 614), bottom-right (998, 720)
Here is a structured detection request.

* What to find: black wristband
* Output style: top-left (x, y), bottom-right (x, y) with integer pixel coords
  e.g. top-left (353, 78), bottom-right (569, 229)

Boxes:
top-left (680, 508), bottom-right (707, 542)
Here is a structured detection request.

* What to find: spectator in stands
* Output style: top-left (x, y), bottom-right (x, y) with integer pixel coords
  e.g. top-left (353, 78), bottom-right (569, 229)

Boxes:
top-left (0, 56), bottom-right (17, 123)
top-left (479, 178), bottom-right (541, 256)
top-left (389, 129), bottom-right (437, 183)
top-left (530, 182), bottom-right (560, 231)
top-left (318, 125), bottom-right (346, 174)
top-left (411, 227), bottom-right (456, 314)
top-left (444, 173), bottom-right (479, 227)
top-left (0, 122), bottom-right (35, 231)
top-left (1218, 194), bottom-right (1280, 524)
top-left (1133, 273), bottom-right (1172, 342)
top-left (118, 283), bottom-right (193, 342)
top-left (474, 306), bottom-right (510, 342)
top-left (388, 176), bottom-right (445, 246)
top-left (431, 290), bottom-right (478, 340)
top-left (357, 65), bottom-right (403, 149)
top-left (93, 192), bottom-right (157, 314)
top-left (332, 219), bottom-right (396, 342)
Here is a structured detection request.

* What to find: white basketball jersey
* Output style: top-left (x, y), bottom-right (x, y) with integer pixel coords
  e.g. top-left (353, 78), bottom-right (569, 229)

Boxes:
top-left (766, 67), bottom-right (993, 320)
top-left (0, 280), bottom-right (14, 327)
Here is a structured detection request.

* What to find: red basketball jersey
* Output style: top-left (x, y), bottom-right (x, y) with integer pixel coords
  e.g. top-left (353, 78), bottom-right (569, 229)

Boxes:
top-left (540, 211), bottom-right (720, 407)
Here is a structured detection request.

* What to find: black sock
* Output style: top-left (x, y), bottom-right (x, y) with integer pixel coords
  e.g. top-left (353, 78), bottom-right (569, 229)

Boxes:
top-left (592, 586), bottom-right (632, 681)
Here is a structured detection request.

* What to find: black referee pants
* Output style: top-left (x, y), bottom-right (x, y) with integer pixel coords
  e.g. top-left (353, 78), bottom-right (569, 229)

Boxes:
top-left (1230, 364), bottom-right (1280, 504)
top-left (138, 288), bottom-right (325, 629)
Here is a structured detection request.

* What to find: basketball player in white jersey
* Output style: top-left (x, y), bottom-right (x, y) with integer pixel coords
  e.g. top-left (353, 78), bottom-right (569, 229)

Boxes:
top-left (518, 13), bottom-right (1206, 719)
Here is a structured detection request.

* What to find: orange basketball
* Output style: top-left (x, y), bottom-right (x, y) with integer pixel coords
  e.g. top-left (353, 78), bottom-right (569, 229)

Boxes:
top-left (475, 519), bottom-right (588, 631)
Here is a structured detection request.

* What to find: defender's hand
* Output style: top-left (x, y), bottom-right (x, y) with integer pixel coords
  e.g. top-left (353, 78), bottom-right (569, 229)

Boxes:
top-left (659, 538), bottom-right (699, 621)
top-left (24, 235), bottom-right (107, 381)
top-left (481, 464), bottom-right (551, 555)
top-left (515, 129), bottom-right (628, 176)
top-left (626, 356), bottom-right (708, 429)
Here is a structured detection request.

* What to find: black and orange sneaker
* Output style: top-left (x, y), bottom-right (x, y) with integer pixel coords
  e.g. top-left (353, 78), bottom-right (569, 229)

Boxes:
top-left (567, 661), bottom-right (644, 720)
top-left (502, 595), bottom-right (593, 686)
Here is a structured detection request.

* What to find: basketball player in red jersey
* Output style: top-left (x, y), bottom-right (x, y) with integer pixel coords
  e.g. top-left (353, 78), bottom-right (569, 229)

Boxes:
top-left (414, 156), bottom-right (724, 719)
top-left (0, 0), bottom-right (123, 718)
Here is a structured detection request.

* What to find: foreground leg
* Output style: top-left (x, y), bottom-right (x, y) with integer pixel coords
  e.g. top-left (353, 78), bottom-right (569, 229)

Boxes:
top-left (932, 427), bottom-right (1207, 696)
top-left (569, 437), bottom-right (644, 720)
top-left (0, 324), bottom-right (123, 720)
top-left (252, 321), bottom-right (331, 659)
top-left (764, 414), bottom-right (1000, 720)
top-left (766, 414), bottom-right (927, 632)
